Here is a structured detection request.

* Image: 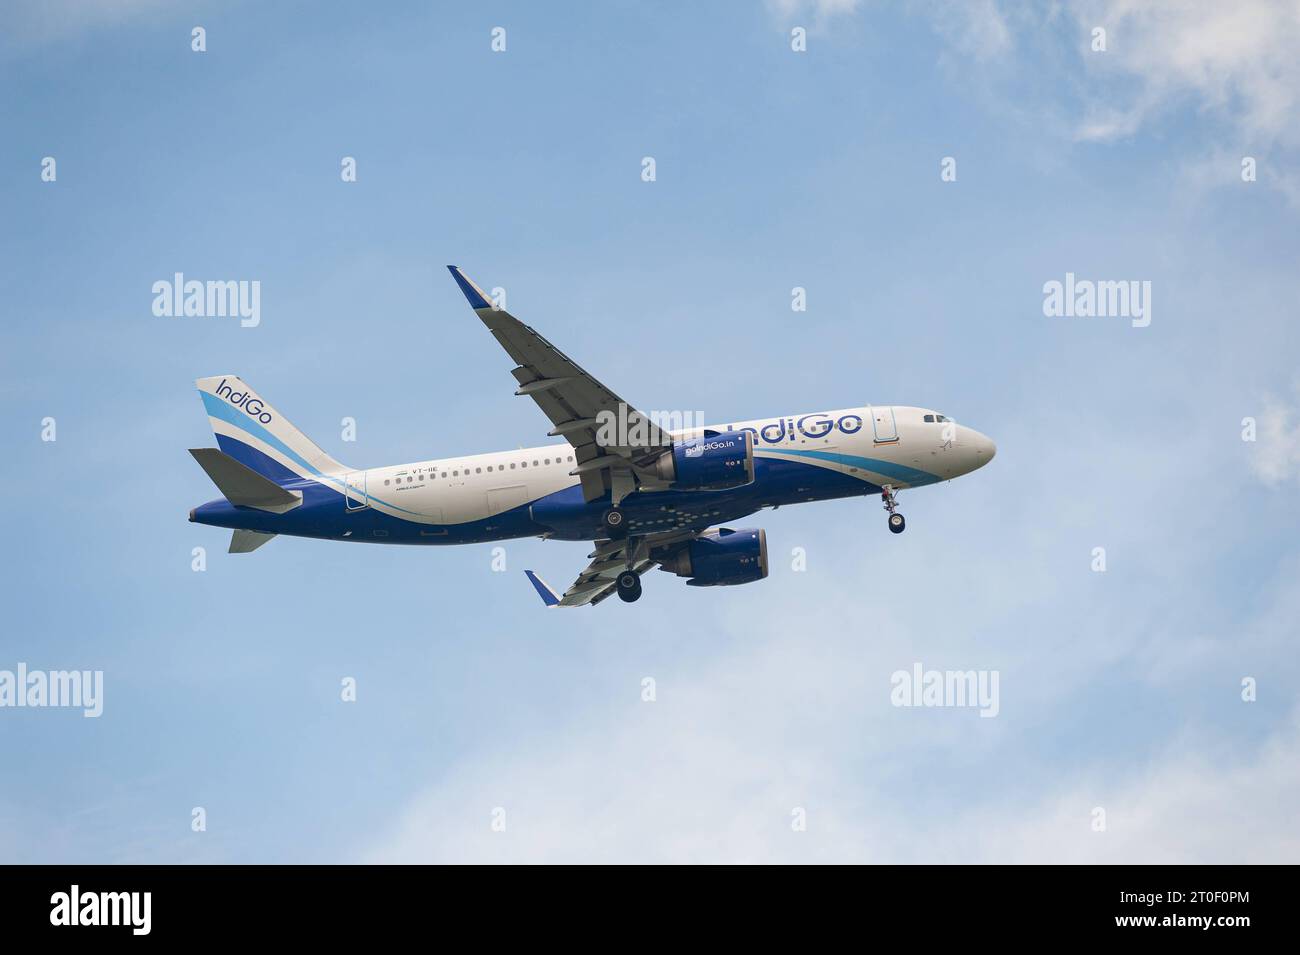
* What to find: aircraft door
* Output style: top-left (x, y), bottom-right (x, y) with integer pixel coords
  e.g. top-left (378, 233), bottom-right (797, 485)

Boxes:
top-left (487, 485), bottom-right (529, 517)
top-left (344, 471), bottom-right (369, 510)
top-left (871, 406), bottom-right (899, 443)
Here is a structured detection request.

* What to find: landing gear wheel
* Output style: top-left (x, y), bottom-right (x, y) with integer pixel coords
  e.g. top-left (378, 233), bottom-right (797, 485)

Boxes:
top-left (616, 571), bottom-right (642, 603)
top-left (881, 485), bottom-right (905, 534)
top-left (603, 507), bottom-right (627, 537)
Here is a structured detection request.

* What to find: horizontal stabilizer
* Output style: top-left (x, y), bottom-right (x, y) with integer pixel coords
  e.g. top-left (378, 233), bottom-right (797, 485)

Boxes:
top-left (189, 448), bottom-right (302, 512)
top-left (230, 530), bottom-right (277, 553)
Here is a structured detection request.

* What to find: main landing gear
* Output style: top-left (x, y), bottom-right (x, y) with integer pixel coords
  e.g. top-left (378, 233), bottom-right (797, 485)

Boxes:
top-left (616, 570), bottom-right (642, 603)
top-left (602, 507), bottom-right (627, 538)
top-left (882, 485), bottom-right (906, 534)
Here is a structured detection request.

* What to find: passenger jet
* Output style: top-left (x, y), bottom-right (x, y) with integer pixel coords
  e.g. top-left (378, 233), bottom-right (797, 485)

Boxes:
top-left (188, 267), bottom-right (996, 606)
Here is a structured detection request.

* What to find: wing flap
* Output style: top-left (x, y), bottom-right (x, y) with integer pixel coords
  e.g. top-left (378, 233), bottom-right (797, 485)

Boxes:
top-left (557, 559), bottom-right (655, 607)
top-left (524, 527), bottom-right (707, 608)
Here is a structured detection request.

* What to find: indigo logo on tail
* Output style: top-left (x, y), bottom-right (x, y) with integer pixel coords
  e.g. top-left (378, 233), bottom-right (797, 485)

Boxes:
top-left (216, 379), bottom-right (273, 424)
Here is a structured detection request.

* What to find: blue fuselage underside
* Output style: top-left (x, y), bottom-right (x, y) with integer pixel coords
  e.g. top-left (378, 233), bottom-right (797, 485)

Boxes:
top-left (192, 450), bottom-right (885, 545)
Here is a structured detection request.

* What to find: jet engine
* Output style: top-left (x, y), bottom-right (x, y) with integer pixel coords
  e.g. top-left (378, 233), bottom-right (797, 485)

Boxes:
top-left (659, 527), bottom-right (768, 587)
top-left (653, 430), bottom-right (755, 490)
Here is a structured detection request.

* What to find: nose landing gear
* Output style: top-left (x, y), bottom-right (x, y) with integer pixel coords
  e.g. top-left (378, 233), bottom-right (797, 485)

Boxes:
top-left (882, 485), bottom-right (906, 534)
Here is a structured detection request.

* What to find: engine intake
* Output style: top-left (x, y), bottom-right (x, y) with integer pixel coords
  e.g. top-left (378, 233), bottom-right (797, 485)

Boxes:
top-left (654, 430), bottom-right (755, 490)
top-left (660, 527), bottom-right (768, 587)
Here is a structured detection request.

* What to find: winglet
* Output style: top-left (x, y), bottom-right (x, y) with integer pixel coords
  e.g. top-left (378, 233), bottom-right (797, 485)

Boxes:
top-left (447, 265), bottom-right (493, 310)
top-left (523, 570), bottom-right (561, 608)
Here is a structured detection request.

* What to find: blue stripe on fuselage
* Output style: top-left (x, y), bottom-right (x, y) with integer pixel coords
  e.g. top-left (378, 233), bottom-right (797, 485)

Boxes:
top-left (204, 425), bottom-right (426, 518)
top-left (191, 439), bottom-right (902, 545)
top-left (761, 448), bottom-right (940, 487)
top-left (192, 478), bottom-right (546, 545)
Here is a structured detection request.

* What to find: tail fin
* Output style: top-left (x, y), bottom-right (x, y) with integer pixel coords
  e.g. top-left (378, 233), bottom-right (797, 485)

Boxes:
top-left (196, 375), bottom-right (348, 482)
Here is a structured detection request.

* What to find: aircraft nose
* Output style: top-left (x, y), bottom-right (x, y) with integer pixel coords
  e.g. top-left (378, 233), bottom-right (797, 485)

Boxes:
top-left (973, 431), bottom-right (996, 464)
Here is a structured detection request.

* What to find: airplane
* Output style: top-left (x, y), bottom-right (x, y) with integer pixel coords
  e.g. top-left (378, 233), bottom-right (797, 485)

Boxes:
top-left (188, 266), bottom-right (996, 607)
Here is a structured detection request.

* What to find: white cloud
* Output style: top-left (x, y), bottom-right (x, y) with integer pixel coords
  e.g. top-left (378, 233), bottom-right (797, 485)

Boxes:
top-left (358, 397), bottom-right (1300, 863)
top-left (770, 0), bottom-right (1011, 56)
top-left (1071, 0), bottom-right (1300, 148)
top-left (767, 0), bottom-right (863, 21)
top-left (921, 0), bottom-right (1013, 61)
top-left (0, 0), bottom-right (180, 52)
top-left (362, 647), bottom-right (1300, 863)
top-left (916, 710), bottom-right (1300, 863)
top-left (1249, 390), bottom-right (1300, 485)
top-left (785, 0), bottom-right (1300, 206)
top-left (765, 0), bottom-right (865, 37)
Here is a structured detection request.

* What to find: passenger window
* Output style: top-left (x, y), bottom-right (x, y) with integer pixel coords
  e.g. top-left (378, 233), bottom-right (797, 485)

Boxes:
top-left (384, 479), bottom-right (391, 485)
top-left (510, 463), bottom-right (516, 469)
top-left (521, 461), bottom-right (527, 468)
top-left (545, 458), bottom-right (550, 465)
top-left (476, 467), bottom-right (482, 474)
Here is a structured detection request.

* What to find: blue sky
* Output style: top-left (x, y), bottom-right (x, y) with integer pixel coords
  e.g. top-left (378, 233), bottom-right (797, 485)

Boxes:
top-left (2, 0), bottom-right (1298, 862)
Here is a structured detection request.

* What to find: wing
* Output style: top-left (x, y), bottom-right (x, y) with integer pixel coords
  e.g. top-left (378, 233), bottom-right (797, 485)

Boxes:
top-left (448, 266), bottom-right (671, 504)
top-left (523, 528), bottom-right (701, 608)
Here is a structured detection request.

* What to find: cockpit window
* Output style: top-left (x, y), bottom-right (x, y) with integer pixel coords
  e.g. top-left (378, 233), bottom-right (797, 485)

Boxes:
top-left (923, 414), bottom-right (934, 422)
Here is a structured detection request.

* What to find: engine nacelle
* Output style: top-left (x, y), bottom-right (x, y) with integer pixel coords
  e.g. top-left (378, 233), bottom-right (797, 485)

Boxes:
top-left (654, 430), bottom-right (755, 490)
top-left (660, 527), bottom-right (768, 587)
